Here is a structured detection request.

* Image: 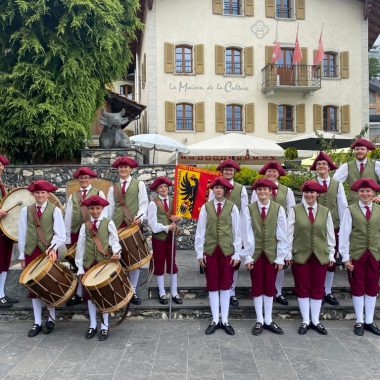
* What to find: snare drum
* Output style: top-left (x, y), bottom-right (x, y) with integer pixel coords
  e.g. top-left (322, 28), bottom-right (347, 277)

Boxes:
top-left (19, 254), bottom-right (77, 307)
top-left (118, 225), bottom-right (152, 271)
top-left (82, 260), bottom-right (133, 313)
top-left (64, 244), bottom-right (77, 269)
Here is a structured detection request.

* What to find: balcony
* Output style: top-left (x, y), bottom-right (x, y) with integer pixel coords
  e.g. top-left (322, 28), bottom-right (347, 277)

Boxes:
top-left (262, 64), bottom-right (321, 96)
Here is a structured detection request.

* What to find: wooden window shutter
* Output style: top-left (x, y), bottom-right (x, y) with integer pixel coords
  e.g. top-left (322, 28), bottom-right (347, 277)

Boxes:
top-left (215, 102), bottom-right (225, 132)
top-left (245, 103), bottom-right (255, 133)
top-left (265, 0), bottom-right (275, 18)
top-left (164, 43), bottom-right (174, 73)
top-left (296, 104), bottom-right (306, 133)
top-left (340, 51), bottom-right (349, 79)
top-left (215, 45), bottom-right (225, 75)
top-left (313, 104), bottom-right (323, 130)
top-left (165, 101), bottom-right (176, 132)
top-left (268, 103), bottom-right (278, 132)
top-left (296, 0), bottom-right (305, 20)
top-left (265, 46), bottom-right (274, 65)
top-left (245, 0), bottom-right (254, 16)
top-left (244, 46), bottom-right (254, 76)
top-left (341, 105), bottom-right (350, 133)
top-left (212, 0), bottom-right (222, 14)
top-left (194, 44), bottom-right (204, 74)
top-left (195, 102), bottom-right (205, 132)
top-left (301, 48), bottom-right (308, 65)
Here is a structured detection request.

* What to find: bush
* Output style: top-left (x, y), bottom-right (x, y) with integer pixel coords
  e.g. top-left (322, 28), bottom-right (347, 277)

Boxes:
top-left (284, 147), bottom-right (298, 160)
top-left (234, 167), bottom-right (260, 186)
top-left (279, 171), bottom-right (313, 192)
top-left (369, 148), bottom-right (380, 160)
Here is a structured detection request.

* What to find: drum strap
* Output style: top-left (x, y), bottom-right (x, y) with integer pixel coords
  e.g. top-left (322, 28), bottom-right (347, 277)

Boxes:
top-left (154, 198), bottom-right (172, 220)
top-left (29, 205), bottom-right (50, 247)
top-left (113, 184), bottom-right (133, 226)
top-left (85, 220), bottom-right (109, 258)
top-left (76, 192), bottom-right (91, 224)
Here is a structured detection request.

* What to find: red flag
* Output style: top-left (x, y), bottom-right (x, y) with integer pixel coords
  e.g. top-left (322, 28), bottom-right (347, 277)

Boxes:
top-left (314, 31), bottom-right (324, 65)
top-left (272, 41), bottom-right (282, 64)
top-left (292, 29), bottom-right (303, 65)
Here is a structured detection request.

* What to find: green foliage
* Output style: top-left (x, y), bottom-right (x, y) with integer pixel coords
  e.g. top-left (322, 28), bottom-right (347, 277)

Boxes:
top-left (284, 147), bottom-right (298, 160)
top-left (369, 147), bottom-right (380, 160)
top-left (279, 171), bottom-right (313, 192)
top-left (369, 57), bottom-right (380, 79)
top-left (234, 167), bottom-right (259, 186)
top-left (0, 0), bottom-right (142, 162)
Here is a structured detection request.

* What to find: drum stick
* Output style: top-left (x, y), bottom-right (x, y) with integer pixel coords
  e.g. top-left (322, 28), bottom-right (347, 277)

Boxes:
top-left (132, 213), bottom-right (144, 224)
top-left (94, 260), bottom-right (112, 279)
top-left (3, 201), bottom-right (23, 213)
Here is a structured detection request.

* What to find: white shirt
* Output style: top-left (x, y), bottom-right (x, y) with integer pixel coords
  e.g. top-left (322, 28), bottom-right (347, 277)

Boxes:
top-left (287, 199), bottom-right (336, 262)
top-left (333, 158), bottom-right (380, 183)
top-left (194, 199), bottom-right (241, 261)
top-left (64, 185), bottom-right (106, 244)
top-left (75, 216), bottom-right (121, 275)
top-left (339, 201), bottom-right (373, 262)
top-left (242, 200), bottom-right (288, 265)
top-left (18, 202), bottom-right (66, 260)
top-left (147, 195), bottom-right (172, 234)
top-left (107, 177), bottom-right (148, 221)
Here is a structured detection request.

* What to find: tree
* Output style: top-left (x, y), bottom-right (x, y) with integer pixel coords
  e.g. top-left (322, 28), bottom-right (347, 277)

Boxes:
top-left (0, 0), bottom-right (142, 163)
top-left (369, 57), bottom-right (380, 79)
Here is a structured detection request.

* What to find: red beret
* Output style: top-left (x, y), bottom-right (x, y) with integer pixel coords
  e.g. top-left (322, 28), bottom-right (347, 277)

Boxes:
top-left (252, 179), bottom-right (278, 191)
top-left (81, 195), bottom-right (109, 207)
top-left (112, 156), bottom-right (139, 169)
top-left (216, 159), bottom-right (241, 172)
top-left (150, 176), bottom-right (173, 191)
top-left (350, 178), bottom-right (380, 192)
top-left (210, 176), bottom-right (234, 190)
top-left (0, 155), bottom-right (10, 166)
top-left (259, 161), bottom-right (286, 176)
top-left (310, 152), bottom-right (338, 171)
top-left (351, 138), bottom-right (376, 151)
top-left (73, 167), bottom-right (97, 178)
top-left (301, 180), bottom-right (327, 193)
top-left (27, 180), bottom-right (58, 193)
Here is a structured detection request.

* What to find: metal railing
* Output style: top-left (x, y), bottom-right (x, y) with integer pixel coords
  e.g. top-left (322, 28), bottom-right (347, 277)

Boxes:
top-left (226, 61), bottom-right (242, 75)
top-left (278, 118), bottom-right (294, 132)
top-left (223, 1), bottom-right (241, 15)
top-left (323, 64), bottom-right (339, 78)
top-left (276, 4), bottom-right (292, 18)
top-left (176, 118), bottom-right (193, 131)
top-left (323, 120), bottom-right (339, 133)
top-left (226, 118), bottom-right (243, 131)
top-left (175, 60), bottom-right (192, 73)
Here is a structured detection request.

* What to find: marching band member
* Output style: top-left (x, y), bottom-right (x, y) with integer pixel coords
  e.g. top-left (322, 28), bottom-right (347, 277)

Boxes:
top-left (195, 177), bottom-right (241, 336)
top-left (209, 159), bottom-right (247, 307)
top-left (148, 177), bottom-right (182, 305)
top-left (243, 179), bottom-right (287, 336)
top-left (310, 152), bottom-right (348, 306)
top-left (251, 161), bottom-right (295, 306)
top-left (107, 156), bottom-right (148, 305)
top-left (75, 195), bottom-right (122, 341)
top-left (288, 180), bottom-right (335, 335)
top-left (18, 180), bottom-right (65, 337)
top-left (340, 178), bottom-right (380, 336)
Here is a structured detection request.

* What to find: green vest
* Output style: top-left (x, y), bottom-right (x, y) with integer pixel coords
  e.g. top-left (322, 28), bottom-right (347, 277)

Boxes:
top-left (83, 218), bottom-right (110, 269)
top-left (347, 159), bottom-right (378, 204)
top-left (317, 178), bottom-right (340, 229)
top-left (204, 200), bottom-right (234, 256)
top-left (113, 178), bottom-right (139, 228)
top-left (71, 187), bottom-right (100, 233)
top-left (25, 203), bottom-right (55, 255)
top-left (248, 202), bottom-right (280, 263)
top-left (228, 181), bottom-right (243, 211)
top-left (271, 183), bottom-right (288, 214)
top-left (153, 197), bottom-right (173, 241)
top-left (348, 203), bottom-right (380, 261)
top-left (292, 204), bottom-right (330, 265)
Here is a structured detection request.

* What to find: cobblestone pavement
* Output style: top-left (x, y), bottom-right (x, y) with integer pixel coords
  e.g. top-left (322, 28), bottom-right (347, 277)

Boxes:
top-left (0, 319), bottom-right (379, 379)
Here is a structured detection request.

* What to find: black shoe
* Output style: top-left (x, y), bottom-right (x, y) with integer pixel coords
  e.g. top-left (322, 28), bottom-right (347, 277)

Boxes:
top-left (159, 295), bottom-right (168, 305)
top-left (205, 322), bottom-right (219, 335)
top-left (230, 296), bottom-right (239, 307)
top-left (4, 295), bottom-right (19, 304)
top-left (263, 322), bottom-right (284, 335)
top-left (364, 322), bottom-right (380, 336)
top-left (275, 295), bottom-right (288, 305)
top-left (0, 297), bottom-right (12, 308)
top-left (298, 323), bottom-right (309, 335)
top-left (85, 327), bottom-right (97, 340)
top-left (66, 294), bottom-right (84, 307)
top-left (172, 295), bottom-right (183, 304)
top-left (99, 329), bottom-right (109, 341)
top-left (43, 321), bottom-right (55, 335)
top-left (222, 322), bottom-right (235, 336)
top-left (28, 324), bottom-right (42, 337)
top-left (310, 323), bottom-right (328, 335)
top-left (354, 322), bottom-right (364, 336)
top-left (252, 322), bottom-right (263, 336)
top-left (130, 294), bottom-right (141, 305)
top-left (324, 293), bottom-right (339, 306)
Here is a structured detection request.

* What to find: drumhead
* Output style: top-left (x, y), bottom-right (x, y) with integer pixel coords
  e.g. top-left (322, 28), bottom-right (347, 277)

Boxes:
top-left (83, 261), bottom-right (120, 287)
top-left (21, 255), bottom-right (50, 283)
top-left (118, 224), bottom-right (139, 238)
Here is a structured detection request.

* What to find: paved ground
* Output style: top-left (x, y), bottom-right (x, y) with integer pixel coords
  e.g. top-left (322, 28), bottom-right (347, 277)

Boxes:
top-left (1, 319), bottom-right (380, 380)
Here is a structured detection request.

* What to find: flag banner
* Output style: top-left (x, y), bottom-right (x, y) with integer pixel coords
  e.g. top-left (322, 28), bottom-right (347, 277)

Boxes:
top-left (173, 164), bottom-right (220, 220)
top-left (313, 31), bottom-right (324, 65)
top-left (272, 41), bottom-right (282, 64)
top-left (292, 28), bottom-right (303, 65)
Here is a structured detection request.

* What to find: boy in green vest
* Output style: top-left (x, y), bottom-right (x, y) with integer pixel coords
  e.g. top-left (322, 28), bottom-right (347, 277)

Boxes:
top-left (148, 176), bottom-right (182, 304)
top-left (18, 180), bottom-right (66, 337)
top-left (107, 156), bottom-right (148, 305)
top-left (75, 195), bottom-right (122, 341)
top-left (310, 152), bottom-right (348, 306)
top-left (340, 178), bottom-right (380, 336)
top-left (243, 179), bottom-right (287, 336)
top-left (196, 177), bottom-right (241, 336)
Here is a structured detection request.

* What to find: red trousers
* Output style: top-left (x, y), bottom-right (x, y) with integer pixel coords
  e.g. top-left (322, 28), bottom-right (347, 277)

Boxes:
top-left (0, 234), bottom-right (14, 272)
top-left (327, 228), bottom-right (339, 273)
top-left (250, 254), bottom-right (277, 298)
top-left (24, 247), bottom-right (44, 299)
top-left (152, 234), bottom-right (178, 276)
top-left (70, 232), bottom-right (79, 246)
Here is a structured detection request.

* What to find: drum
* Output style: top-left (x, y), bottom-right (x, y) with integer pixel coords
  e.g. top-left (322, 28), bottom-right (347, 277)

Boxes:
top-left (82, 260), bottom-right (133, 313)
top-left (64, 244), bottom-right (77, 269)
top-left (19, 254), bottom-right (77, 307)
top-left (118, 225), bottom-right (152, 271)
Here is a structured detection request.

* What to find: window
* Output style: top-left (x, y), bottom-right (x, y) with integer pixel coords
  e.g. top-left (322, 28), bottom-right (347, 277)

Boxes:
top-left (323, 106), bottom-right (338, 132)
top-left (175, 45), bottom-right (193, 73)
top-left (276, 0), bottom-right (292, 19)
top-left (119, 84), bottom-right (133, 100)
top-left (225, 47), bottom-right (242, 75)
top-left (223, 0), bottom-right (241, 15)
top-left (323, 52), bottom-right (338, 78)
top-left (278, 105), bottom-right (294, 131)
top-left (176, 103), bottom-right (193, 131)
top-left (226, 104), bottom-right (243, 131)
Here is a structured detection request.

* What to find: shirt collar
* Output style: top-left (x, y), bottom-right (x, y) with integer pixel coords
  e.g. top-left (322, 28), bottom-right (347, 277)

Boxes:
top-left (36, 201), bottom-right (48, 209)
top-left (358, 200), bottom-right (372, 209)
top-left (356, 158), bottom-right (368, 165)
top-left (316, 176), bottom-right (330, 184)
top-left (214, 198), bottom-right (226, 206)
top-left (302, 199), bottom-right (317, 211)
top-left (80, 185), bottom-right (92, 191)
top-left (158, 195), bottom-right (169, 201)
top-left (257, 199), bottom-right (271, 209)
top-left (90, 215), bottom-right (104, 222)
top-left (120, 177), bottom-right (131, 184)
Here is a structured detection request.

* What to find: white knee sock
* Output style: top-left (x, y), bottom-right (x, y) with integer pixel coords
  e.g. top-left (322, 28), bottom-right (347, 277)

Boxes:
top-left (352, 295), bottom-right (364, 323)
top-left (297, 297), bottom-right (310, 325)
top-left (170, 273), bottom-right (178, 297)
top-left (275, 270), bottom-right (284, 296)
top-left (47, 307), bottom-right (56, 323)
top-left (76, 282), bottom-right (83, 298)
top-left (129, 269), bottom-right (140, 292)
top-left (364, 294), bottom-right (377, 324)
top-left (263, 295), bottom-right (273, 325)
top-left (230, 270), bottom-right (238, 297)
top-left (253, 296), bottom-right (264, 324)
top-left (88, 300), bottom-right (97, 329)
top-left (0, 271), bottom-right (7, 298)
top-left (209, 291), bottom-right (219, 324)
top-left (310, 298), bottom-right (322, 325)
top-left (324, 271), bottom-right (334, 295)
top-left (156, 275), bottom-right (165, 297)
top-left (32, 298), bottom-right (43, 326)
top-left (101, 313), bottom-right (109, 330)
top-left (220, 289), bottom-right (231, 324)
